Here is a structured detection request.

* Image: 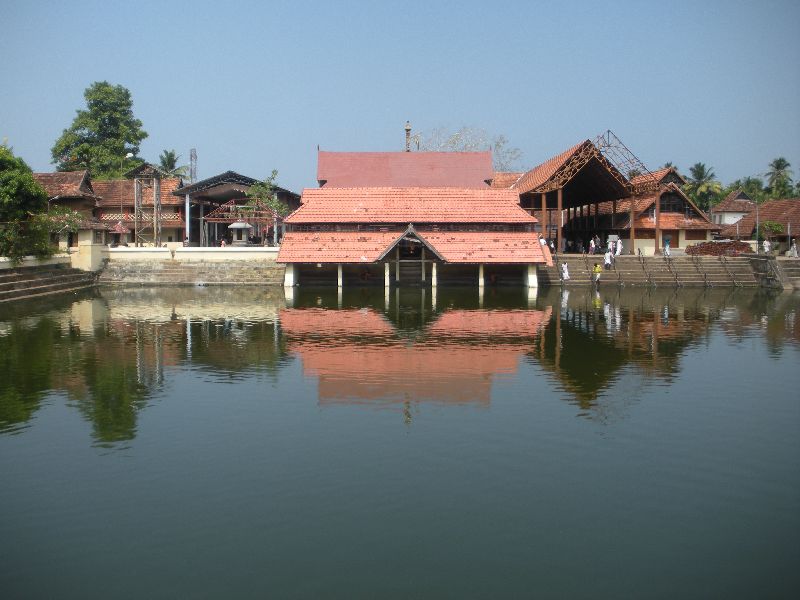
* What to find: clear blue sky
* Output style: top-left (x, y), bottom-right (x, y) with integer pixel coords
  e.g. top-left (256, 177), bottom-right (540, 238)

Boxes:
top-left (1, 0), bottom-right (798, 193)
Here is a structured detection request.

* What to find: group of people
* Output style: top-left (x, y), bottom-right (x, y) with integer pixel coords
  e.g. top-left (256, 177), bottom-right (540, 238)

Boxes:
top-left (545, 235), bottom-right (624, 257)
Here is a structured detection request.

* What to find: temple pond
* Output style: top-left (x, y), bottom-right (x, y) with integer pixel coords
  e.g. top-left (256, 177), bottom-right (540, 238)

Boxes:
top-left (1, 285), bottom-right (798, 598)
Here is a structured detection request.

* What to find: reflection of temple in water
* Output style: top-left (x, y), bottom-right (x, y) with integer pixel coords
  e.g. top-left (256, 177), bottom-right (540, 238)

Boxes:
top-left (280, 307), bottom-right (551, 409)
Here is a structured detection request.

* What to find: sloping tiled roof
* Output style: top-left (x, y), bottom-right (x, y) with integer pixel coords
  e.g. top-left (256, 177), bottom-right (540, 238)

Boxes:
top-left (278, 230), bottom-right (552, 265)
top-left (277, 231), bottom-right (399, 263)
top-left (511, 142), bottom-right (585, 194)
top-left (629, 167), bottom-right (686, 188)
top-left (33, 171), bottom-right (97, 200)
top-left (316, 151), bottom-right (494, 188)
top-left (94, 177), bottom-right (184, 207)
top-left (721, 198), bottom-right (800, 238)
top-left (490, 171), bottom-right (524, 188)
top-left (593, 185), bottom-right (718, 230)
top-left (421, 231), bottom-right (553, 264)
top-left (711, 189), bottom-right (755, 214)
top-left (286, 187), bottom-right (535, 224)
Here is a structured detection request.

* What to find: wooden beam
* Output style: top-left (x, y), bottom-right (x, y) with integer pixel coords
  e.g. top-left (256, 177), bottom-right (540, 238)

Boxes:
top-left (654, 190), bottom-right (662, 254)
top-left (541, 192), bottom-right (548, 241)
top-left (630, 198), bottom-right (636, 254)
top-left (557, 187), bottom-right (563, 252)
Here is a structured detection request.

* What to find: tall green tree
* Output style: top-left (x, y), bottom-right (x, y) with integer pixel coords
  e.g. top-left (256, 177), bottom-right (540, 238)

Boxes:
top-left (685, 162), bottom-right (722, 211)
top-left (0, 145), bottom-right (50, 260)
top-left (766, 157), bottom-right (793, 199)
top-left (158, 149), bottom-right (188, 178)
top-left (51, 81), bottom-right (148, 179)
top-left (246, 170), bottom-right (289, 244)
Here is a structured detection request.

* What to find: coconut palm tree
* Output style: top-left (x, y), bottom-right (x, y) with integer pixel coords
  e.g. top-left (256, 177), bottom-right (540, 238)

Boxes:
top-left (766, 157), bottom-right (793, 199)
top-left (158, 149), bottom-right (188, 178)
top-left (686, 162), bottom-right (722, 211)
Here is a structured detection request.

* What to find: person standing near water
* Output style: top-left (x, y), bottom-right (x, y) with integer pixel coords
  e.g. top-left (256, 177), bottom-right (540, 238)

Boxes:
top-left (664, 238), bottom-right (671, 257)
top-left (790, 239), bottom-right (798, 257)
top-left (615, 239), bottom-right (622, 256)
top-left (593, 263), bottom-right (602, 286)
top-left (561, 261), bottom-right (570, 281)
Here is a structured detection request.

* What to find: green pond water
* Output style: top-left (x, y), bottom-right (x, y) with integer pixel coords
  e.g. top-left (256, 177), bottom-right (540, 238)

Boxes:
top-left (1, 285), bottom-right (798, 599)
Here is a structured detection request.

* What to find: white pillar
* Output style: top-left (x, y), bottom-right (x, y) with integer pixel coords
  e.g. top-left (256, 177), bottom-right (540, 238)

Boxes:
top-left (431, 285), bottom-right (437, 311)
top-left (185, 194), bottom-right (190, 241)
top-left (526, 264), bottom-right (538, 288)
top-left (431, 262), bottom-right (437, 287)
top-left (337, 264), bottom-right (343, 288)
top-left (478, 264), bottom-right (485, 288)
top-left (285, 286), bottom-right (295, 307)
top-left (283, 263), bottom-right (295, 287)
top-left (384, 262), bottom-right (390, 288)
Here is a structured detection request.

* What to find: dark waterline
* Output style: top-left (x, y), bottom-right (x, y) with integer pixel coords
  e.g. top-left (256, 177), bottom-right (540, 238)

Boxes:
top-left (1, 286), bottom-right (798, 599)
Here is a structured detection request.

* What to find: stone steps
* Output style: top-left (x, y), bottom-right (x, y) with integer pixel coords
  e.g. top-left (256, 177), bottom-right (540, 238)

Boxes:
top-left (540, 256), bottom-right (759, 287)
top-left (0, 267), bottom-right (96, 302)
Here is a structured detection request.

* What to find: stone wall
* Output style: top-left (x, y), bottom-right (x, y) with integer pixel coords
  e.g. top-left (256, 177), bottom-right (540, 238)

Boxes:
top-left (99, 258), bottom-right (285, 286)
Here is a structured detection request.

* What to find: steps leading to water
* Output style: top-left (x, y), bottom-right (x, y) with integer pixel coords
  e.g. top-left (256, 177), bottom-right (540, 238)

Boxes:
top-left (775, 257), bottom-right (800, 290)
top-left (98, 259), bottom-right (285, 286)
top-left (0, 264), bottom-right (97, 302)
top-left (538, 255), bottom-right (760, 288)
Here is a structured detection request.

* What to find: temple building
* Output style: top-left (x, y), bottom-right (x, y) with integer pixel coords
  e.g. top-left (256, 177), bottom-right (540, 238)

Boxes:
top-left (277, 151), bottom-right (552, 288)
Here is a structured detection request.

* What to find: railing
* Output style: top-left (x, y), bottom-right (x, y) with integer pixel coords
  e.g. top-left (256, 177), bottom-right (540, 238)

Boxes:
top-left (719, 255), bottom-right (741, 287)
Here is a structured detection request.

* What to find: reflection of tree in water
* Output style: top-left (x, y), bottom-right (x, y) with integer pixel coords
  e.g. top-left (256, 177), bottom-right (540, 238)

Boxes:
top-left (718, 291), bottom-right (800, 356)
top-left (0, 317), bottom-right (59, 433)
top-left (528, 287), bottom-right (724, 418)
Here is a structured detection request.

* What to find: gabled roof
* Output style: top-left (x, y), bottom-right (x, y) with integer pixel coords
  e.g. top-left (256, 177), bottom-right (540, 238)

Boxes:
top-left (512, 142), bottom-right (584, 194)
top-left (629, 166), bottom-right (687, 189)
top-left (593, 183), bottom-right (718, 230)
top-left (711, 189), bottom-right (755, 214)
top-left (511, 140), bottom-right (629, 201)
top-left (172, 170), bottom-right (298, 198)
top-left (277, 231), bottom-right (400, 263)
top-left (316, 151), bottom-right (494, 188)
top-left (33, 171), bottom-right (98, 201)
top-left (721, 198), bottom-right (800, 238)
top-left (93, 177), bottom-right (185, 207)
top-left (286, 187), bottom-right (535, 224)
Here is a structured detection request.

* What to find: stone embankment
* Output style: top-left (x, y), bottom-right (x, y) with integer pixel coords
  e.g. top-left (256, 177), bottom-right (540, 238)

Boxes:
top-left (538, 255), bottom-right (761, 288)
top-left (98, 259), bottom-right (285, 286)
top-left (0, 264), bottom-right (97, 302)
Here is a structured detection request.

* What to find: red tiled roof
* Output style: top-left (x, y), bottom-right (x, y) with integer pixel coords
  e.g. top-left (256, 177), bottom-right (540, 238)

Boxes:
top-left (593, 185), bottom-right (718, 230)
top-left (490, 171), bottom-right (524, 188)
top-left (33, 171), bottom-right (97, 200)
top-left (287, 187), bottom-right (534, 224)
top-left (511, 142), bottom-right (585, 194)
top-left (278, 230), bottom-right (552, 265)
top-left (421, 231), bottom-right (553, 265)
top-left (629, 167), bottom-right (686, 188)
top-left (93, 177), bottom-right (184, 207)
top-left (277, 231), bottom-right (399, 263)
top-left (722, 198), bottom-right (800, 238)
top-left (711, 189), bottom-right (755, 214)
top-left (279, 308), bottom-right (395, 338)
top-left (316, 151), bottom-right (494, 188)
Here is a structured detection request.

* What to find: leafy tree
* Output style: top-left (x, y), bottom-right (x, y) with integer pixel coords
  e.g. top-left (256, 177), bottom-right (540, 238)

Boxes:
top-left (0, 145), bottom-right (50, 260)
top-left (158, 149), bottom-right (188, 178)
top-left (51, 81), bottom-right (148, 179)
top-left (246, 170), bottom-right (289, 244)
top-left (663, 162), bottom-right (676, 169)
top-left (411, 126), bottom-right (523, 171)
top-left (766, 157), bottom-right (793, 199)
top-left (685, 162), bottom-right (722, 211)
top-left (757, 220), bottom-right (783, 242)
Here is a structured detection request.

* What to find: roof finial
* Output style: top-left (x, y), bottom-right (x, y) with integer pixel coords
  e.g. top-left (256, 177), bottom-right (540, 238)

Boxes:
top-left (405, 121), bottom-right (412, 152)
